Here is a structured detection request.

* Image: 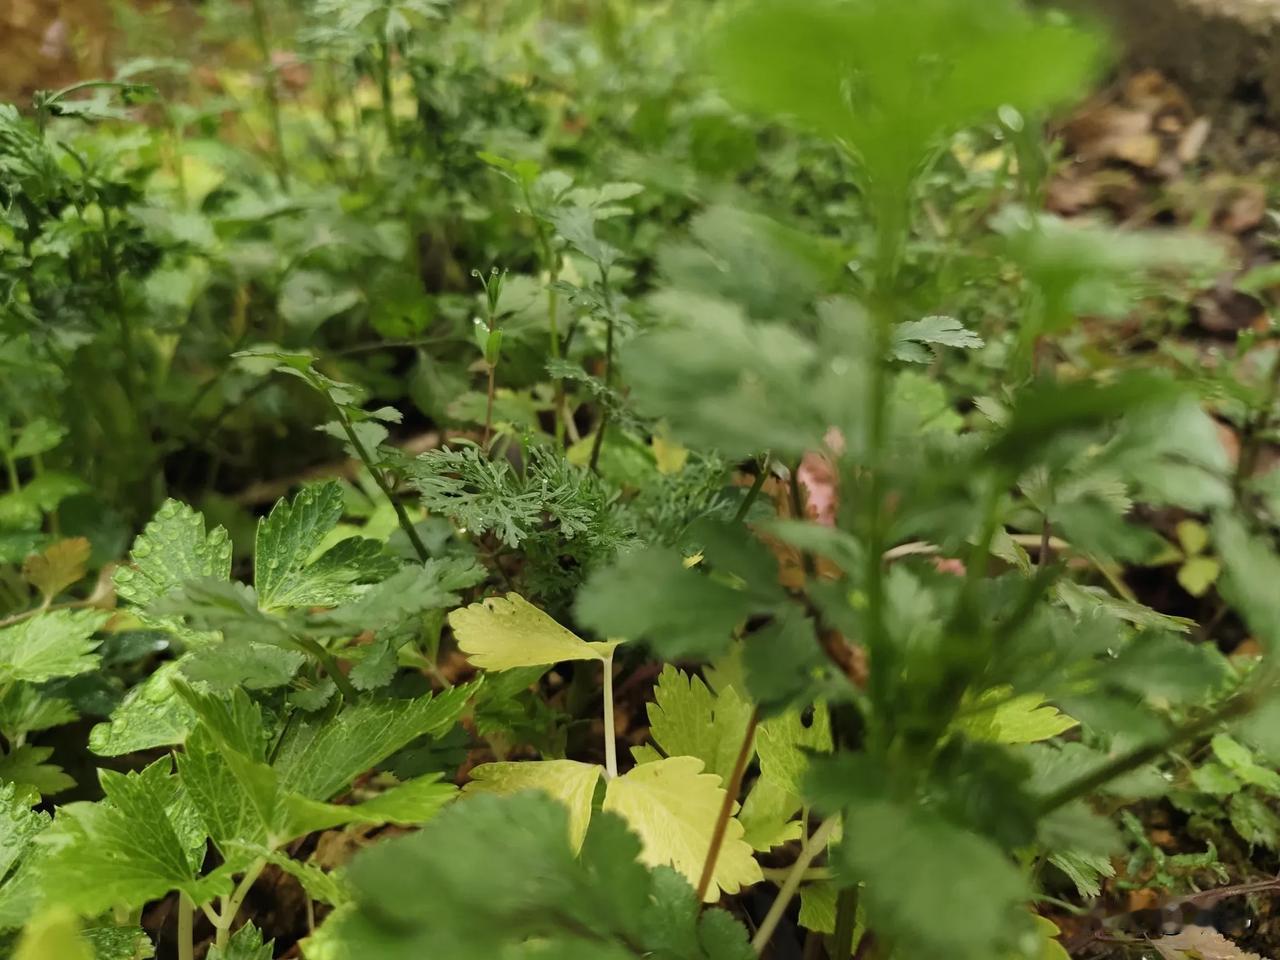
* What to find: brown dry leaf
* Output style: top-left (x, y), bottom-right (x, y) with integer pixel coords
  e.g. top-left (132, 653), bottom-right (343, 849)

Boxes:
top-left (1152, 925), bottom-right (1267, 960)
top-left (1178, 116), bottom-right (1213, 164)
top-left (21, 537), bottom-right (90, 602)
top-left (1128, 888), bottom-right (1161, 912)
top-left (1063, 105), bottom-right (1161, 169)
top-left (1218, 182), bottom-right (1268, 234)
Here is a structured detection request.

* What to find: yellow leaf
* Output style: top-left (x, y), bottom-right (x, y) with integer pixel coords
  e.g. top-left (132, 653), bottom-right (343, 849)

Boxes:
top-left (1175, 519), bottom-right (1210, 557)
top-left (463, 759), bottom-right (603, 852)
top-left (1177, 556), bottom-right (1221, 598)
top-left (603, 756), bottom-right (761, 902)
top-left (448, 593), bottom-right (619, 671)
top-left (14, 908), bottom-right (92, 960)
top-left (652, 432), bottom-right (689, 475)
top-left (22, 538), bottom-right (90, 602)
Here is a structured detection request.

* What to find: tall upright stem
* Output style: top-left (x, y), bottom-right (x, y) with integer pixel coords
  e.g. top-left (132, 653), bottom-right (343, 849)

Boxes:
top-left (249, 0), bottom-right (289, 190)
top-left (378, 37), bottom-right (396, 148)
top-left (695, 707), bottom-right (760, 902)
top-left (328, 400), bottom-right (430, 562)
top-left (602, 651), bottom-right (618, 780)
top-left (177, 895), bottom-right (194, 960)
top-left (752, 816), bottom-right (841, 954)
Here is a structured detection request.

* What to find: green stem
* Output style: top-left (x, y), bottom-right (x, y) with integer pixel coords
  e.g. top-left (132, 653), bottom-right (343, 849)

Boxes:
top-left (329, 401), bottom-right (430, 563)
top-left (378, 37), bottom-right (396, 148)
top-left (602, 651), bottom-right (617, 780)
top-left (291, 633), bottom-right (359, 703)
top-left (1235, 346), bottom-right (1280, 497)
top-left (520, 185), bottom-right (564, 445)
top-left (214, 859), bottom-right (267, 947)
top-left (751, 816), bottom-right (841, 955)
top-left (2, 449), bottom-right (18, 492)
top-left (249, 0), bottom-right (289, 189)
top-left (177, 894), bottom-right (194, 960)
top-left (733, 453), bottom-right (772, 524)
top-left (1035, 689), bottom-right (1259, 816)
top-left (832, 886), bottom-right (861, 958)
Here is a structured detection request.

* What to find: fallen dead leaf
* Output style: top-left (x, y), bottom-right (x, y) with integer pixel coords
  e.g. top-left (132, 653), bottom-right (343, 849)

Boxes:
top-left (1152, 925), bottom-right (1267, 960)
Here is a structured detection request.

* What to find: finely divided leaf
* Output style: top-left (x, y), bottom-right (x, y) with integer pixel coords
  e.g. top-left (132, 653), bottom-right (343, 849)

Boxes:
top-left (464, 760), bottom-right (602, 851)
top-left (449, 593), bottom-right (617, 671)
top-left (602, 756), bottom-right (761, 902)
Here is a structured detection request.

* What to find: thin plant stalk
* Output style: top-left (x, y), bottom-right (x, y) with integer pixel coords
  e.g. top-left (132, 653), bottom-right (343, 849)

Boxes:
top-left (832, 886), bottom-right (860, 958)
top-left (589, 264), bottom-right (617, 472)
top-left (733, 453), bottom-right (772, 525)
top-left (751, 815), bottom-right (841, 954)
top-left (248, 0), bottom-right (290, 190)
top-left (177, 894), bottom-right (195, 960)
top-left (483, 361), bottom-right (497, 447)
top-left (214, 859), bottom-right (267, 948)
top-left (602, 650), bottom-right (618, 780)
top-left (694, 707), bottom-right (760, 901)
top-left (1035, 687), bottom-right (1260, 816)
top-left (522, 182), bottom-right (566, 443)
top-left (327, 399), bottom-right (431, 563)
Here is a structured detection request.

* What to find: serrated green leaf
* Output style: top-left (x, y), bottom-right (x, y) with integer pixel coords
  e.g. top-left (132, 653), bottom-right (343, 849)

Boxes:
top-left (955, 689), bottom-right (1077, 744)
top-left (1216, 513), bottom-right (1280, 652)
top-left (738, 776), bottom-right (803, 853)
top-left (1048, 849), bottom-right (1114, 899)
top-left (88, 661), bottom-right (198, 756)
top-left (176, 726), bottom-right (269, 855)
top-left (0, 610), bottom-right (107, 684)
top-left (756, 706), bottom-right (832, 797)
top-left (1212, 734), bottom-right (1280, 794)
top-left (181, 640), bottom-right (304, 692)
top-left (322, 559), bottom-right (485, 633)
top-left (602, 757), bottom-right (761, 902)
top-left (37, 759), bottom-right (231, 915)
top-left (463, 760), bottom-right (602, 851)
top-left (0, 686), bottom-right (75, 742)
top-left (0, 746), bottom-right (74, 802)
top-left (797, 882), bottom-right (866, 951)
top-left (81, 925), bottom-right (154, 960)
top-left (255, 483), bottom-right (392, 611)
top-left (285, 775), bottom-right (456, 834)
top-left (207, 922), bottom-right (273, 960)
top-left (636, 666), bottom-right (755, 783)
top-left (1229, 793), bottom-right (1280, 849)
top-left (1189, 762), bottom-right (1242, 796)
top-left (0, 783), bottom-right (48, 882)
top-left (113, 500), bottom-right (232, 631)
top-left (450, 593), bottom-right (618, 671)
top-left (273, 683), bottom-right (478, 800)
